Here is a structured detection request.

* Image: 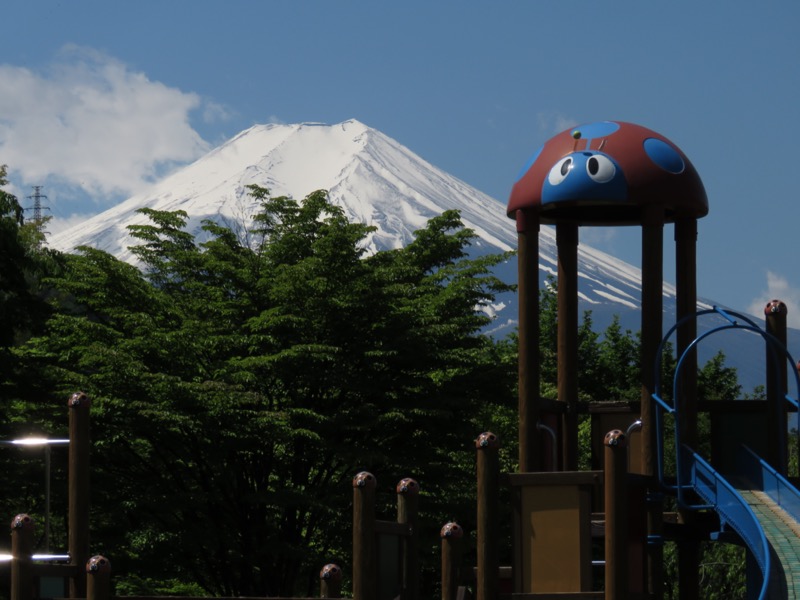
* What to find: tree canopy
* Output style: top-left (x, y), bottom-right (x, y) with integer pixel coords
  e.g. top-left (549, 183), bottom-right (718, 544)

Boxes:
top-left (13, 186), bottom-right (516, 595)
top-left (0, 179), bottom-right (755, 597)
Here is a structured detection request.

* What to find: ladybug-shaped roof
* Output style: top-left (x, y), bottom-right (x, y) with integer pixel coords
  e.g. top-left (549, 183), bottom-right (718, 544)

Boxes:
top-left (507, 121), bottom-right (708, 225)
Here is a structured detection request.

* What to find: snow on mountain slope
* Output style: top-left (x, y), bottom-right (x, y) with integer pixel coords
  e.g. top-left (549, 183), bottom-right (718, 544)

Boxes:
top-left (48, 118), bottom-right (789, 391)
top-left (49, 119), bottom-right (668, 313)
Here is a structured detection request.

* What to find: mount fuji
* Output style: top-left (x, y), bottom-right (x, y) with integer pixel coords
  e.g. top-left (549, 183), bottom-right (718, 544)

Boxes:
top-left (47, 119), bottom-right (683, 325)
top-left (47, 119), bottom-right (782, 390)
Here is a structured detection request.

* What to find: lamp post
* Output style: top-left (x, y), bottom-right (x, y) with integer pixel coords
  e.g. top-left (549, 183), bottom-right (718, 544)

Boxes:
top-left (0, 437), bottom-right (70, 552)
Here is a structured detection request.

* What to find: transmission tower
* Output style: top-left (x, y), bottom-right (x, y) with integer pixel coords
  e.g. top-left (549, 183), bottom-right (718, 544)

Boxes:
top-left (26, 185), bottom-right (50, 247)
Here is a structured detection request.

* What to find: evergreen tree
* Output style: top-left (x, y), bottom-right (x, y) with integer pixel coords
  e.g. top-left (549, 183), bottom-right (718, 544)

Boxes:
top-left (17, 187), bottom-right (515, 596)
top-left (4, 178), bottom-right (756, 597)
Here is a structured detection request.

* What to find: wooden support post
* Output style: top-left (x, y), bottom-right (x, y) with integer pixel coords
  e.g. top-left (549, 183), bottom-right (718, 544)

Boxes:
top-left (674, 219), bottom-right (698, 450)
top-left (476, 432), bottom-right (499, 600)
top-left (319, 564), bottom-right (343, 598)
top-left (68, 392), bottom-right (91, 599)
top-left (86, 556), bottom-right (111, 600)
top-left (765, 300), bottom-right (789, 475)
top-left (604, 430), bottom-right (629, 600)
top-left (640, 208), bottom-right (664, 477)
top-left (10, 514), bottom-right (34, 600)
top-left (397, 478), bottom-right (419, 600)
top-left (441, 522), bottom-right (464, 600)
top-left (641, 207), bottom-right (664, 599)
top-left (352, 471), bottom-right (376, 600)
top-left (557, 223), bottom-right (579, 471)
top-left (516, 209), bottom-right (541, 473)
top-left (675, 218), bottom-right (699, 600)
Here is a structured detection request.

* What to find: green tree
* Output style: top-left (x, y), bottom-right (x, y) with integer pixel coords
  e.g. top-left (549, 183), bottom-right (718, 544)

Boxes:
top-left (535, 274), bottom-right (752, 597)
top-left (17, 187), bottom-right (515, 596)
top-left (698, 351), bottom-right (742, 400)
top-left (0, 166), bottom-right (45, 351)
top-left (0, 169), bottom-right (65, 571)
top-left (538, 275), bottom-right (603, 401)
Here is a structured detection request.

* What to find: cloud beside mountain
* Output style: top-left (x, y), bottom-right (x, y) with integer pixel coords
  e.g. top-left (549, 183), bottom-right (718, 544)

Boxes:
top-left (0, 46), bottom-right (214, 200)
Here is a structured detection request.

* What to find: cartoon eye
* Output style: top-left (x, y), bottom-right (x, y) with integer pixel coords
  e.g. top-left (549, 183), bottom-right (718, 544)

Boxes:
top-left (586, 155), bottom-right (616, 183)
top-left (547, 157), bottom-right (573, 186)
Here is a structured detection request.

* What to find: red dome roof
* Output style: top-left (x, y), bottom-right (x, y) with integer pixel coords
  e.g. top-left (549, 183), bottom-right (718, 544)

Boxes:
top-left (507, 121), bottom-right (707, 225)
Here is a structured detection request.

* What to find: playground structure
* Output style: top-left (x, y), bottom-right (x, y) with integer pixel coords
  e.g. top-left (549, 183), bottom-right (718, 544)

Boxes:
top-left (6, 391), bottom-right (447, 600)
top-left (503, 120), bottom-right (800, 599)
top-left (3, 392), bottom-right (106, 600)
top-left (6, 120), bottom-right (800, 600)
top-left (3, 394), bottom-right (426, 600)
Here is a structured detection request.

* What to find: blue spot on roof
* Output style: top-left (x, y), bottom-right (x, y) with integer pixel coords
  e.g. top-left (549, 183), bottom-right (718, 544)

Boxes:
top-left (643, 138), bottom-right (685, 174)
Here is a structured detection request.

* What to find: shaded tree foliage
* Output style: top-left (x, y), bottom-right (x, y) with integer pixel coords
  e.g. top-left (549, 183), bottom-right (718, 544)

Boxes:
top-left (0, 171), bottom-right (759, 598)
top-left (16, 186), bottom-right (515, 596)
top-left (0, 166), bottom-right (56, 359)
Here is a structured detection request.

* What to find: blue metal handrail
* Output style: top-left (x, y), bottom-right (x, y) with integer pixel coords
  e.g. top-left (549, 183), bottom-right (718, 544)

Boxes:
top-left (652, 306), bottom-right (800, 497)
top-left (649, 306), bottom-right (800, 600)
top-left (655, 307), bottom-right (800, 415)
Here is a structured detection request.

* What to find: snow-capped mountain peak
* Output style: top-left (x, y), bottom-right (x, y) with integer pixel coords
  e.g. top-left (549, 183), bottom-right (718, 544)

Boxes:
top-left (48, 119), bottom-right (786, 390)
top-left (50, 119), bottom-right (516, 262)
top-left (48, 119), bottom-right (661, 315)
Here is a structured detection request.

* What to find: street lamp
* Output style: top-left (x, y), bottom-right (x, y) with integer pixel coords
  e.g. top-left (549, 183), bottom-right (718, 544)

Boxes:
top-left (0, 437), bottom-right (69, 552)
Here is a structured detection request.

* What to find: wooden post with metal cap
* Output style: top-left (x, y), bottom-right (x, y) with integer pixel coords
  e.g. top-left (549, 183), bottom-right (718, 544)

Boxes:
top-left (319, 564), bottom-right (343, 598)
top-left (604, 430), bottom-right (629, 600)
top-left (68, 391), bottom-right (91, 599)
top-left (352, 471), bottom-right (376, 600)
top-left (765, 299), bottom-right (789, 475)
top-left (86, 555), bottom-right (111, 600)
top-left (10, 514), bottom-right (34, 600)
top-left (476, 431), bottom-right (499, 600)
top-left (397, 477), bottom-right (420, 600)
top-left (440, 522), bottom-right (464, 600)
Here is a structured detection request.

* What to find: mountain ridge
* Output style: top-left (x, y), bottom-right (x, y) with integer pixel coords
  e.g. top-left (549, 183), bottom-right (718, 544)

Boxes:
top-left (48, 118), bottom-right (676, 313)
top-left (47, 119), bottom-right (789, 391)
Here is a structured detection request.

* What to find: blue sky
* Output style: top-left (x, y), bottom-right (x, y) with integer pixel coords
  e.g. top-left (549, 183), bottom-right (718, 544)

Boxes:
top-left (2, 1), bottom-right (799, 325)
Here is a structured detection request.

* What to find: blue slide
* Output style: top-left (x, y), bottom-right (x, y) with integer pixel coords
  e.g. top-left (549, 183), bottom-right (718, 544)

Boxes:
top-left (652, 307), bottom-right (800, 599)
top-left (685, 444), bottom-right (800, 599)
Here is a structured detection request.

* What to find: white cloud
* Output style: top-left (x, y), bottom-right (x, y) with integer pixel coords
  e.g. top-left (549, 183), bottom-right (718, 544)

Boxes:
top-left (202, 101), bottom-right (234, 124)
top-left (748, 271), bottom-right (800, 328)
top-left (0, 46), bottom-right (211, 201)
top-left (537, 111), bottom-right (578, 136)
